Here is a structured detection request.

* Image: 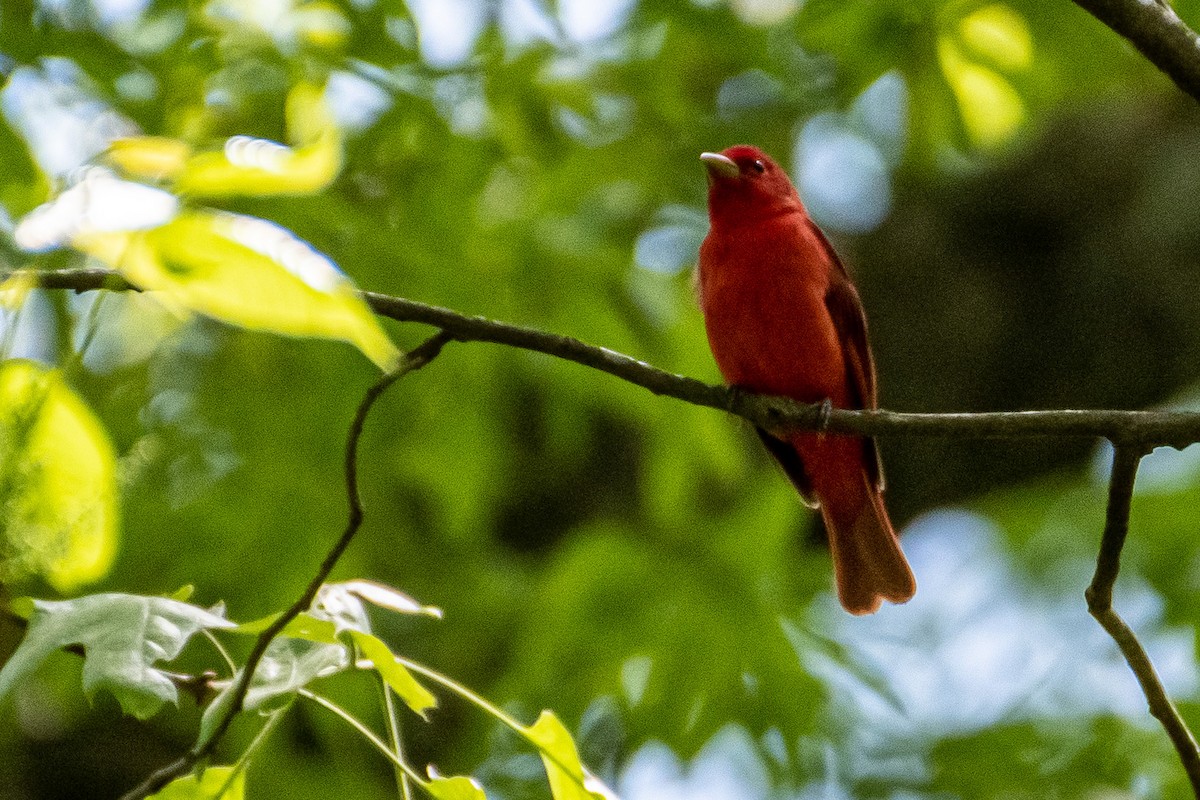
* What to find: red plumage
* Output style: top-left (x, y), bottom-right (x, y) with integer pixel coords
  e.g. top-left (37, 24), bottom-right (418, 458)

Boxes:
top-left (697, 144), bottom-right (915, 615)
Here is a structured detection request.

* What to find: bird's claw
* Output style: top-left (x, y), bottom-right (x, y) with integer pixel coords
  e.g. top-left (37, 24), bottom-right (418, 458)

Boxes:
top-left (817, 398), bottom-right (833, 431)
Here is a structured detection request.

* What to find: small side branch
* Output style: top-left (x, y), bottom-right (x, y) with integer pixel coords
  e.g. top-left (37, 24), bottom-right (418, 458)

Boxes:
top-left (1071, 0), bottom-right (1200, 103)
top-left (117, 331), bottom-right (453, 800)
top-left (1086, 445), bottom-right (1200, 796)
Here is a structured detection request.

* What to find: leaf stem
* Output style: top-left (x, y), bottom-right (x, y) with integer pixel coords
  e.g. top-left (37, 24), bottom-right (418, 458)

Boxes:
top-left (378, 666), bottom-right (413, 800)
top-left (217, 705), bottom-right (289, 799)
top-left (299, 688), bottom-right (428, 789)
top-left (395, 657), bottom-right (528, 740)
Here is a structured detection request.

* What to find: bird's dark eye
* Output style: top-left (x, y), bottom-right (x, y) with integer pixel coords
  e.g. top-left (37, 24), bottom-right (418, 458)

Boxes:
top-left (751, 160), bottom-right (766, 174)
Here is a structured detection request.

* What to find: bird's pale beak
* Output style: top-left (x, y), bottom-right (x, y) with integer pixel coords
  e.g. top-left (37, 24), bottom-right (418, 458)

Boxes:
top-left (700, 151), bottom-right (739, 179)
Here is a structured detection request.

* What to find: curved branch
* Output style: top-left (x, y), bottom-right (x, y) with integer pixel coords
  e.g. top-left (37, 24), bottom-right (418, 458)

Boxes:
top-left (32, 268), bottom-right (1200, 450)
top-left (1086, 446), bottom-right (1200, 795)
top-left (117, 331), bottom-right (453, 800)
top-left (1071, 0), bottom-right (1200, 102)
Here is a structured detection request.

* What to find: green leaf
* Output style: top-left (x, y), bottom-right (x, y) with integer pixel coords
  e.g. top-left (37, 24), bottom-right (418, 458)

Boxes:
top-left (279, 612), bottom-right (341, 644)
top-left (146, 766), bottom-right (245, 800)
top-left (199, 622), bottom-right (349, 745)
top-left (957, 4), bottom-right (1032, 72)
top-left (0, 360), bottom-right (119, 591)
top-left (175, 83), bottom-right (343, 198)
top-left (425, 769), bottom-right (487, 800)
top-left (76, 210), bottom-right (401, 371)
top-left (937, 34), bottom-right (1025, 148)
top-left (347, 630), bottom-right (437, 719)
top-left (326, 580), bottom-right (443, 620)
top-left (522, 711), bottom-right (614, 800)
top-left (0, 593), bottom-right (234, 719)
top-left (106, 136), bottom-right (192, 182)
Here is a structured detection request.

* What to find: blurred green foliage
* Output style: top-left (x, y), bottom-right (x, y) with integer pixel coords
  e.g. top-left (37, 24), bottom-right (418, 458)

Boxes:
top-left (3, 0), bottom-right (1200, 798)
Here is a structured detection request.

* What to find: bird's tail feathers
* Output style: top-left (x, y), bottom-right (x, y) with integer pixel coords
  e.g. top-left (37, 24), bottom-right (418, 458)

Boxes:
top-left (822, 474), bottom-right (916, 615)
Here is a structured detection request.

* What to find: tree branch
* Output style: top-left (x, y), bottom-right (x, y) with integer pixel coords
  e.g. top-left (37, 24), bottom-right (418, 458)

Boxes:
top-left (1086, 445), bottom-right (1200, 796)
top-left (1071, 0), bottom-right (1200, 102)
top-left (117, 330), bottom-right (453, 800)
top-left (31, 268), bottom-right (1200, 450)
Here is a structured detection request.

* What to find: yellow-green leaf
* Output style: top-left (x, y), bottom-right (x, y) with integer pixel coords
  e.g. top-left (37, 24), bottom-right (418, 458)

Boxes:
top-left (426, 768), bottom-right (487, 800)
top-left (107, 136), bottom-right (193, 181)
top-left (13, 168), bottom-right (179, 252)
top-left (0, 271), bottom-right (36, 310)
top-left (938, 38), bottom-right (1025, 148)
top-left (147, 766), bottom-right (244, 800)
top-left (282, 612), bottom-right (341, 644)
top-left (523, 711), bottom-right (614, 800)
top-left (230, 611), bottom-right (339, 642)
top-left (348, 630), bottom-right (437, 719)
top-left (958, 4), bottom-right (1032, 72)
top-left (0, 360), bottom-right (118, 591)
top-left (175, 82), bottom-right (342, 198)
top-left (75, 211), bottom-right (401, 371)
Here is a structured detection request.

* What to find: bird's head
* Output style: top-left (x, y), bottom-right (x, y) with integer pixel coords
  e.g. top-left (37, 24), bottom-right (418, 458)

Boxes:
top-left (700, 145), bottom-right (804, 224)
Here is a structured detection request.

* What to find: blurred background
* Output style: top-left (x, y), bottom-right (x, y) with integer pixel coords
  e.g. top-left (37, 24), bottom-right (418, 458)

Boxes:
top-left (3, 0), bottom-right (1200, 797)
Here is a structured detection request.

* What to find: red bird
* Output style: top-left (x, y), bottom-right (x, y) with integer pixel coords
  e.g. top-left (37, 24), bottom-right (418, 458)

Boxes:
top-left (697, 144), bottom-right (915, 615)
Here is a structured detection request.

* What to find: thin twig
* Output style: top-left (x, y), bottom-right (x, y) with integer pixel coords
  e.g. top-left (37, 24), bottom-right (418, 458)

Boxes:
top-left (1070, 0), bottom-right (1200, 103)
top-left (299, 689), bottom-right (429, 789)
top-left (117, 330), bottom-right (453, 800)
top-left (1086, 445), bottom-right (1200, 796)
top-left (23, 268), bottom-right (1200, 450)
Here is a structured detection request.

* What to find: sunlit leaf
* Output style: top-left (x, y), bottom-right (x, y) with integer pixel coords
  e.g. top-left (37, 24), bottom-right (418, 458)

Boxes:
top-left (0, 360), bottom-right (118, 590)
top-left (958, 4), bottom-right (1032, 72)
top-left (522, 711), bottom-right (615, 800)
top-left (938, 38), bottom-right (1025, 148)
top-left (0, 270), bottom-right (37, 310)
top-left (176, 82), bottom-right (342, 198)
top-left (730, 0), bottom-right (801, 27)
top-left (75, 210), bottom-right (400, 371)
top-left (279, 611), bottom-right (341, 644)
top-left (13, 168), bottom-right (179, 252)
top-left (200, 626), bottom-right (348, 744)
top-left (426, 767), bottom-right (487, 800)
top-left (147, 766), bottom-right (244, 800)
top-left (0, 593), bottom-right (234, 719)
top-left (333, 580), bottom-right (444, 619)
top-left (348, 630), bottom-right (437, 719)
top-left (107, 136), bottom-right (192, 181)
top-left (204, 0), bottom-right (349, 52)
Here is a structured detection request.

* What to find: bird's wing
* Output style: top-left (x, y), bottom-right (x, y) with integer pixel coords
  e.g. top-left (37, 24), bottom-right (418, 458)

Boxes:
top-left (814, 222), bottom-right (885, 491)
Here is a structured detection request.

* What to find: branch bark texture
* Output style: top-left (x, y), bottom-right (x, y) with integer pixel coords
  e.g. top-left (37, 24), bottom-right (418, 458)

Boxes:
top-left (34, 268), bottom-right (1200, 450)
top-left (1072, 0), bottom-right (1200, 102)
top-left (1086, 446), bottom-right (1200, 795)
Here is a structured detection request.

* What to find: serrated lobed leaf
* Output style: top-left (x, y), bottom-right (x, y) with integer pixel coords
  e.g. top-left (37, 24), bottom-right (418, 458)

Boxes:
top-left (0, 593), bottom-right (233, 719)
